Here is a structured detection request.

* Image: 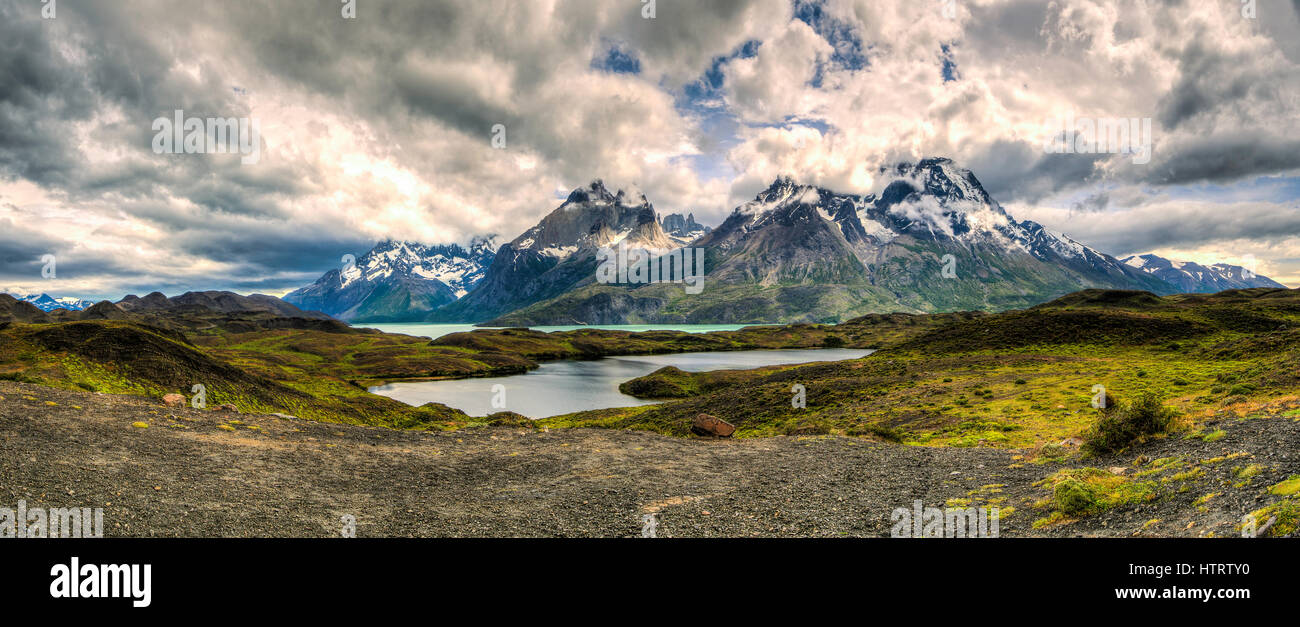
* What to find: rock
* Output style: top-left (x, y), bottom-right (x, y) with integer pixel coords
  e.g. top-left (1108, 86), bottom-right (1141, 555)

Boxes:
top-left (1108, 466), bottom-right (1128, 476)
top-left (216, 404), bottom-right (239, 413)
top-left (1059, 437), bottom-right (1085, 447)
top-left (691, 413), bottom-right (735, 438)
top-left (269, 413), bottom-right (298, 421)
top-left (162, 393), bottom-right (185, 407)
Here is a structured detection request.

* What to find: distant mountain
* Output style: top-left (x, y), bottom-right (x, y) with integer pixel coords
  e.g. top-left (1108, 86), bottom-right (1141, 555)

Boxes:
top-left (8, 293), bottom-right (95, 312)
top-left (483, 158), bottom-right (1175, 325)
top-left (1120, 254), bottom-right (1287, 292)
top-left (117, 290), bottom-right (332, 319)
top-left (426, 181), bottom-right (676, 323)
top-left (0, 290), bottom-right (346, 335)
top-left (284, 237), bottom-right (498, 322)
top-left (0, 293), bottom-right (50, 322)
top-left (661, 212), bottom-right (710, 245)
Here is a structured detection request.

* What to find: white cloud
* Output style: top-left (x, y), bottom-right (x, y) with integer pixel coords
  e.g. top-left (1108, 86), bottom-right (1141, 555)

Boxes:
top-left (2, 0), bottom-right (1299, 297)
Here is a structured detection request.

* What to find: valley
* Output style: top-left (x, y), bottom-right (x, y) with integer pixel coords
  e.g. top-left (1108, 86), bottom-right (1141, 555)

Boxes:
top-left (3, 285), bottom-right (1300, 536)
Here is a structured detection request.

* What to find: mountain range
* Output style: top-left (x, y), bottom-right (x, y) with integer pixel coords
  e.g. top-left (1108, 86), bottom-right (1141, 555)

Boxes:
top-left (0, 290), bottom-right (342, 334)
top-left (282, 157), bottom-right (1289, 324)
top-left (282, 237), bottom-right (498, 322)
top-left (1120, 254), bottom-right (1286, 292)
top-left (6, 293), bottom-right (95, 312)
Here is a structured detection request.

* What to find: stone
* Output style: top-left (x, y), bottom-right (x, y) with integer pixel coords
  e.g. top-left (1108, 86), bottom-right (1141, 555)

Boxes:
top-left (162, 393), bottom-right (185, 407)
top-left (691, 413), bottom-right (735, 438)
top-left (1059, 437), bottom-right (1085, 447)
top-left (216, 403), bottom-right (239, 413)
top-left (1108, 466), bottom-right (1128, 476)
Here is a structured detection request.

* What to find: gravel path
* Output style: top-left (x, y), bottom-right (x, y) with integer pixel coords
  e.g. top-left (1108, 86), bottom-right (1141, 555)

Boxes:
top-left (3, 381), bottom-right (1297, 537)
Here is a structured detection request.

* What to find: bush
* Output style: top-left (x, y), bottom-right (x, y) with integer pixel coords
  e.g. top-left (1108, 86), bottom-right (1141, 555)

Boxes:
top-left (821, 335), bottom-right (846, 348)
top-left (1082, 392), bottom-right (1175, 456)
top-left (1054, 477), bottom-right (1098, 515)
top-left (1227, 384), bottom-right (1256, 396)
top-left (0, 372), bottom-right (39, 384)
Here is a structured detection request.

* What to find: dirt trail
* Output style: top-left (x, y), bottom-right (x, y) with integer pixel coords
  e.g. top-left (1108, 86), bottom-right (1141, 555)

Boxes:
top-left (2, 381), bottom-right (1297, 537)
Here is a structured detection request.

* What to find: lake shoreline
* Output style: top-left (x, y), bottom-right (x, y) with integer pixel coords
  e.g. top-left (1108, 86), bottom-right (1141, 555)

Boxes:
top-left (345, 322), bottom-right (883, 390)
top-left (371, 347), bottom-right (875, 418)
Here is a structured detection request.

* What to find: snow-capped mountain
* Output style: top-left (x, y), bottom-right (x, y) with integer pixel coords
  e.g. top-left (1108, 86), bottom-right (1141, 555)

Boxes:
top-left (482, 158), bottom-right (1176, 325)
top-left (284, 236), bottom-right (498, 322)
top-left (1120, 254), bottom-right (1287, 292)
top-left (661, 213), bottom-right (711, 245)
top-left (428, 180), bottom-right (677, 323)
top-left (8, 293), bottom-right (95, 312)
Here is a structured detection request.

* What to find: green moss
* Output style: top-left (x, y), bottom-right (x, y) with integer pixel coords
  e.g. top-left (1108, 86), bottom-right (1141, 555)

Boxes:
top-left (1038, 468), bottom-right (1158, 521)
top-left (1269, 475), bottom-right (1300, 497)
top-left (618, 366), bottom-right (701, 398)
top-left (1246, 498), bottom-right (1300, 537)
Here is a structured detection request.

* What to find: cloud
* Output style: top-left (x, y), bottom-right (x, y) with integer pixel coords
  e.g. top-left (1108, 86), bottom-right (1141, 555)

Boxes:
top-left (0, 0), bottom-right (1298, 298)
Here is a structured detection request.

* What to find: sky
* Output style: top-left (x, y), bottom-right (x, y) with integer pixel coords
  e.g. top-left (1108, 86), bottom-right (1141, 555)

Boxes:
top-left (2, 0), bottom-right (1300, 301)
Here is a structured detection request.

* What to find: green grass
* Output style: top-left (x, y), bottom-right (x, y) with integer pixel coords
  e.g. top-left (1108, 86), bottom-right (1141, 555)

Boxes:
top-left (544, 288), bottom-right (1300, 442)
top-left (1032, 467), bottom-right (1159, 527)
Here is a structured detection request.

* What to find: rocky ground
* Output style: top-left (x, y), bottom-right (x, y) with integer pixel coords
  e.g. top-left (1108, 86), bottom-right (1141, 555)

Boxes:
top-left (2, 379), bottom-right (1297, 537)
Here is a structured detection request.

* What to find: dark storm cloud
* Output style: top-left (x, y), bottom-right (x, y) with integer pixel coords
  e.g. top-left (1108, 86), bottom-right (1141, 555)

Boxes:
top-left (1144, 132), bottom-right (1300, 186)
top-left (966, 139), bottom-right (1108, 203)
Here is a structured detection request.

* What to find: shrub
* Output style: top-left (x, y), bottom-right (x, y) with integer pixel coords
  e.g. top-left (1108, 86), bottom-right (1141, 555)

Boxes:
top-left (1053, 477), bottom-right (1097, 514)
top-left (0, 372), bottom-right (39, 384)
top-left (821, 335), bottom-right (846, 348)
top-left (1227, 384), bottom-right (1256, 396)
top-left (1082, 392), bottom-right (1175, 456)
top-left (849, 423), bottom-right (904, 442)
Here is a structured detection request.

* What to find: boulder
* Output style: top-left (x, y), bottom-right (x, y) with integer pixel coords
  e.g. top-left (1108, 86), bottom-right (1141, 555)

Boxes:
top-left (162, 393), bottom-right (185, 407)
top-left (691, 413), bottom-right (735, 438)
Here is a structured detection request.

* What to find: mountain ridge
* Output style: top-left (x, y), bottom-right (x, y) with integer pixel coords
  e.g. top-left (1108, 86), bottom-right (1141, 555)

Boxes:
top-left (277, 158), bottom-right (1290, 326)
top-left (1120, 253), bottom-right (1286, 293)
top-left (283, 236), bottom-right (498, 322)
top-left (481, 158), bottom-right (1182, 325)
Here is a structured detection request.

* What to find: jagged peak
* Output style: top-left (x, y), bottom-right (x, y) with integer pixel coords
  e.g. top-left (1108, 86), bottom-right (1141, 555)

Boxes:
top-left (564, 179), bottom-right (617, 206)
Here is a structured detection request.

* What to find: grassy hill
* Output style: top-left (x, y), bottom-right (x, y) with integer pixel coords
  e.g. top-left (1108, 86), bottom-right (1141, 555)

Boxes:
top-left (543, 288), bottom-right (1300, 447)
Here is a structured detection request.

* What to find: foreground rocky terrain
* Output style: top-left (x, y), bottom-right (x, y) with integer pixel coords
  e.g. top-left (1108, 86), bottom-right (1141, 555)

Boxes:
top-left (4, 379), bottom-right (1297, 537)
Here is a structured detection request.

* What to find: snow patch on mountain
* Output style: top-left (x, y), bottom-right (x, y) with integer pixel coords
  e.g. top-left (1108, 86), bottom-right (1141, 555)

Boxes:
top-left (1119, 253), bottom-right (1286, 292)
top-left (7, 293), bottom-right (94, 312)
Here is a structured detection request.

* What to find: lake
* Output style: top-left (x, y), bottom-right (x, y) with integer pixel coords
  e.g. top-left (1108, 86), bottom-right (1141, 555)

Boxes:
top-left (369, 348), bottom-right (874, 418)
top-left (356, 322), bottom-right (772, 340)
